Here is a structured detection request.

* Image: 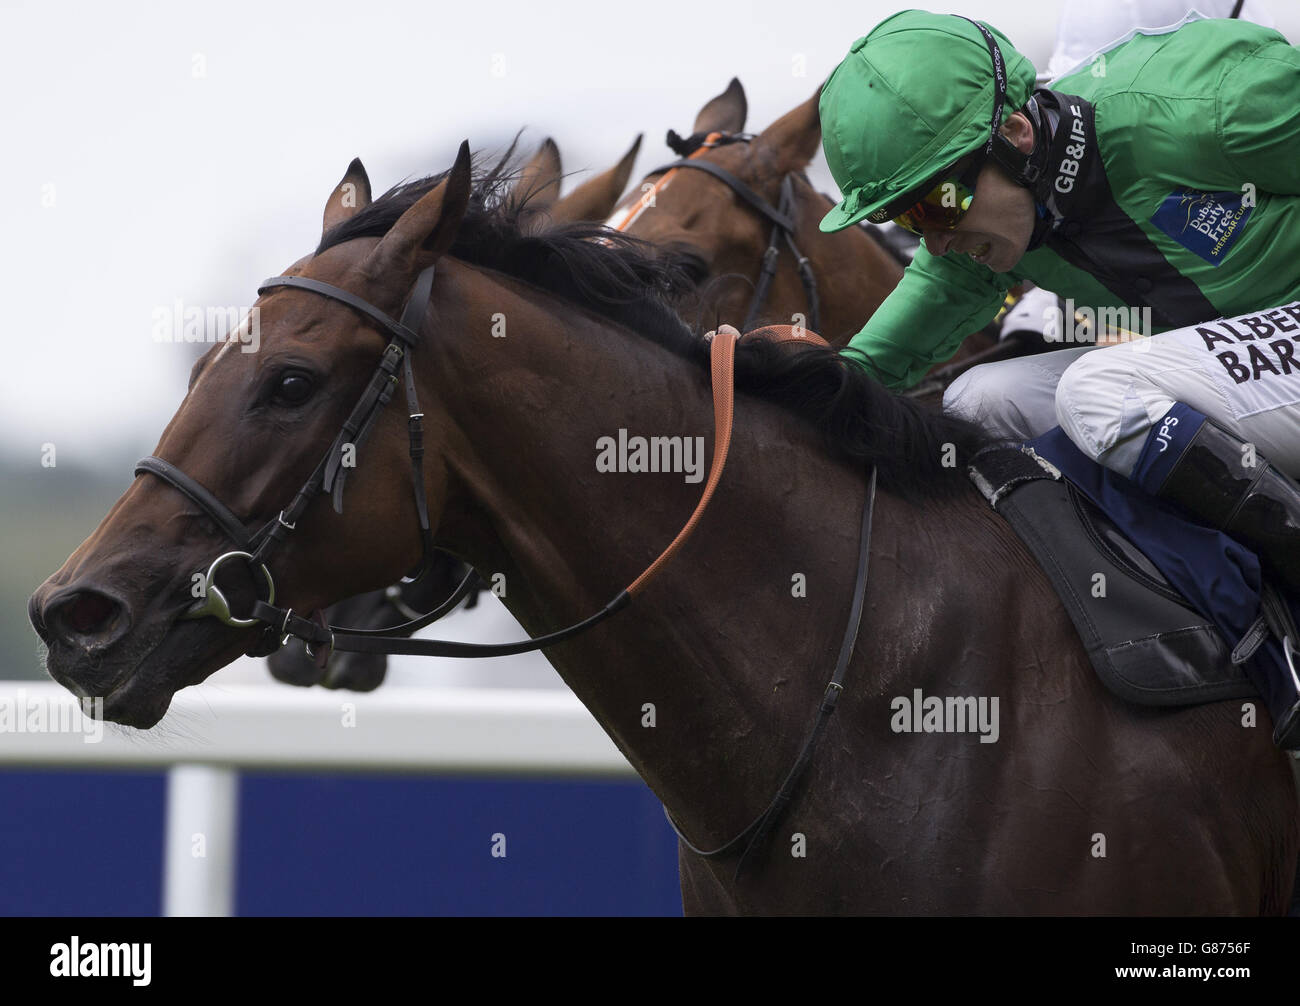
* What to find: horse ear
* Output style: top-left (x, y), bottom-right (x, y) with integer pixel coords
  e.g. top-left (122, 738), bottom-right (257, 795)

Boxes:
top-left (756, 87), bottom-right (822, 171)
top-left (365, 141), bottom-right (472, 280)
top-left (509, 138), bottom-right (563, 212)
top-left (692, 78), bottom-right (747, 135)
top-left (322, 158), bottom-right (372, 236)
top-left (550, 134), bottom-right (642, 224)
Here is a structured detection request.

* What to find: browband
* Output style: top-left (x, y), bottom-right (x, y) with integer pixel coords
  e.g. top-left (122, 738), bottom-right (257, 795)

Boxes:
top-left (257, 272), bottom-right (427, 347)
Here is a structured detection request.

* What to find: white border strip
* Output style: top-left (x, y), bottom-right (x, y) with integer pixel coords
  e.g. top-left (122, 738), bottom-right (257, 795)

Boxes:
top-left (0, 682), bottom-right (636, 776)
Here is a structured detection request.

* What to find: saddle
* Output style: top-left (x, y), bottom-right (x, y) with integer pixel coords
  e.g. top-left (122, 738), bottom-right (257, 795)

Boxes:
top-left (969, 429), bottom-right (1300, 743)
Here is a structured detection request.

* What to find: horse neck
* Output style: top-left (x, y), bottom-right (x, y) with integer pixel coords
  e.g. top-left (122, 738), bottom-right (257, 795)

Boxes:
top-left (422, 258), bottom-right (882, 843)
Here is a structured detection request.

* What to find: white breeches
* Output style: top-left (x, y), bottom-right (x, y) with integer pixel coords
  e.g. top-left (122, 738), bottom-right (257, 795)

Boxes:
top-left (944, 300), bottom-right (1300, 478)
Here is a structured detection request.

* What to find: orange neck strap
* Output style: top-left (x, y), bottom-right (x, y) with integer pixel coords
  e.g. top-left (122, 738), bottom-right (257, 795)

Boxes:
top-left (628, 324), bottom-right (828, 597)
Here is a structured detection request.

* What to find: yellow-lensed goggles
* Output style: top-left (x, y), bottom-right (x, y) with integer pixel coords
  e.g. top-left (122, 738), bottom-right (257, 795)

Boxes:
top-left (889, 155), bottom-right (982, 236)
top-left (893, 180), bottom-right (976, 235)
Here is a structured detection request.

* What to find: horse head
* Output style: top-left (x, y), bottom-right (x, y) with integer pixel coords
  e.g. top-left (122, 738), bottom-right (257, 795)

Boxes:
top-left (29, 145), bottom-right (476, 726)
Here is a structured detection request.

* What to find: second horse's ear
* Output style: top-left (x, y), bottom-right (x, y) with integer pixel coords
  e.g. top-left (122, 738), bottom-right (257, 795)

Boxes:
top-left (322, 158), bottom-right (372, 237)
top-left (508, 138), bottom-right (563, 229)
top-left (756, 88), bottom-right (822, 172)
top-left (363, 141), bottom-right (473, 285)
top-left (552, 134), bottom-right (643, 224)
top-left (692, 78), bottom-right (747, 136)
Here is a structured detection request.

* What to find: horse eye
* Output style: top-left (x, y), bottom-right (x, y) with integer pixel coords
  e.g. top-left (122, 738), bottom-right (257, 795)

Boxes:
top-left (670, 248), bottom-right (710, 285)
top-left (274, 372), bottom-right (315, 405)
top-left (682, 258), bottom-right (710, 284)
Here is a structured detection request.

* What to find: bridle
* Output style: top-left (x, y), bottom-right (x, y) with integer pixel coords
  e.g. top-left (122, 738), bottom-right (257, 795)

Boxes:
top-left (133, 257), bottom-right (875, 877)
top-left (606, 130), bottom-right (821, 335)
top-left (135, 265), bottom-right (452, 659)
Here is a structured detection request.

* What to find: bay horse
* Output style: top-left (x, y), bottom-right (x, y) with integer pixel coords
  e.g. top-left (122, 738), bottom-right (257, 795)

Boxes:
top-left (29, 145), bottom-right (1298, 914)
top-left (272, 86), bottom-right (950, 692)
top-left (608, 79), bottom-right (906, 346)
top-left (273, 83), bottom-right (1011, 694)
top-left (608, 78), bottom-right (1007, 380)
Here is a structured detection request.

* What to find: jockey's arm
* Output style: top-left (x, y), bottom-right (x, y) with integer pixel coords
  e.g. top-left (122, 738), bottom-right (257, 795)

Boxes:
top-left (841, 242), bottom-right (1015, 390)
top-left (1216, 38), bottom-right (1300, 196)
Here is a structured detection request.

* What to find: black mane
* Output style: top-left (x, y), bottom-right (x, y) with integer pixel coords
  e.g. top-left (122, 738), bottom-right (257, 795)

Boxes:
top-left (318, 153), bottom-right (987, 499)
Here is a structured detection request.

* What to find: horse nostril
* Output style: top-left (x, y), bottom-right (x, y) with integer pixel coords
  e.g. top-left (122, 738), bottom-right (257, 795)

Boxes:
top-left (43, 587), bottom-right (128, 645)
top-left (66, 593), bottom-right (115, 633)
top-left (28, 591), bottom-right (49, 642)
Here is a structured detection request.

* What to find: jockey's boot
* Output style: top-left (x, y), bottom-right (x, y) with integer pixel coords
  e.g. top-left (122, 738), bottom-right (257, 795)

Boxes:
top-left (1137, 410), bottom-right (1300, 748)
top-left (1147, 416), bottom-right (1300, 596)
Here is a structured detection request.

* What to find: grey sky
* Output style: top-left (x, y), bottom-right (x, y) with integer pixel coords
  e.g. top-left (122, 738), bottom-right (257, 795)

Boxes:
top-left (3, 1), bottom-right (1295, 461)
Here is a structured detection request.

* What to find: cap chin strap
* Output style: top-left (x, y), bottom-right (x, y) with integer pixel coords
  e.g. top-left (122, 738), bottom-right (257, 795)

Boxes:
top-left (989, 125), bottom-right (1044, 190)
top-left (985, 115), bottom-right (1054, 255)
top-left (962, 14), bottom-right (1057, 250)
top-left (1012, 94), bottom-right (1057, 251)
top-left (958, 15), bottom-right (1048, 195)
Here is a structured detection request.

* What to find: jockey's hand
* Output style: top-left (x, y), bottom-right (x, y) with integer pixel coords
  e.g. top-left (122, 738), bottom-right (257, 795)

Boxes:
top-left (703, 324), bottom-right (741, 342)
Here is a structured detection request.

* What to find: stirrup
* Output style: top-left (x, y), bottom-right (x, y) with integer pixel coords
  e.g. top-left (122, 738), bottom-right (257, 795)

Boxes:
top-left (1259, 584), bottom-right (1300, 750)
top-left (1274, 635), bottom-right (1300, 749)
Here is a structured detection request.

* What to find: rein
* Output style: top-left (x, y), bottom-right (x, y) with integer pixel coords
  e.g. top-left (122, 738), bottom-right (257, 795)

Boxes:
top-left (667, 463), bottom-right (875, 878)
top-left (134, 264), bottom-right (876, 870)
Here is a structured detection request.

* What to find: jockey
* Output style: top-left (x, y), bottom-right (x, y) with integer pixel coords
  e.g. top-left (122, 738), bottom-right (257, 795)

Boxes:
top-left (817, 10), bottom-right (1300, 743)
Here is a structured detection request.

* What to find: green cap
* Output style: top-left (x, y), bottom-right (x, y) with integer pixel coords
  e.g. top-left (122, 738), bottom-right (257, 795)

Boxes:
top-left (819, 10), bottom-right (1037, 233)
